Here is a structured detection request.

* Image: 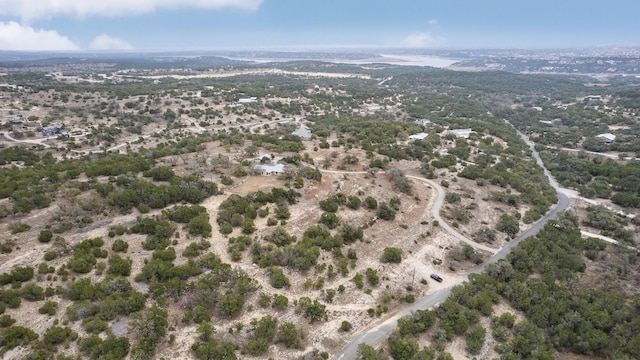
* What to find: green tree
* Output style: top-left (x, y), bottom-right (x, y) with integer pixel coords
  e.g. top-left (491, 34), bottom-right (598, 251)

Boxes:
top-left (377, 202), bottom-right (396, 221)
top-left (340, 320), bottom-right (353, 332)
top-left (277, 322), bottom-right (301, 349)
top-left (319, 212), bottom-right (339, 229)
top-left (357, 343), bottom-right (388, 360)
top-left (108, 254), bottom-right (132, 277)
top-left (365, 268), bottom-right (379, 286)
top-left (465, 327), bottom-right (486, 355)
top-left (364, 196), bottom-right (378, 209)
top-left (269, 267), bottom-right (291, 289)
top-left (381, 247), bottom-right (402, 263)
top-left (496, 214), bottom-right (520, 237)
top-left (38, 230), bottom-right (53, 243)
top-left (111, 239), bottom-right (128, 252)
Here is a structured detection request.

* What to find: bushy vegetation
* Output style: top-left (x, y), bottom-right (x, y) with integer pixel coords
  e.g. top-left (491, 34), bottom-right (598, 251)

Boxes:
top-left (386, 212), bottom-right (640, 359)
top-left (217, 188), bottom-right (299, 235)
top-left (2, 58), bottom-right (639, 360)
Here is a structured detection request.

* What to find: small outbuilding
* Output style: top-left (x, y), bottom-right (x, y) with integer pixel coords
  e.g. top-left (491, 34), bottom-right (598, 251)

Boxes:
top-left (595, 133), bottom-right (616, 143)
top-left (408, 132), bottom-right (428, 141)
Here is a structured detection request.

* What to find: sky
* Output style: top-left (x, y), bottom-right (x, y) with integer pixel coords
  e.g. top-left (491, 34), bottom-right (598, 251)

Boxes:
top-left (0, 0), bottom-right (638, 51)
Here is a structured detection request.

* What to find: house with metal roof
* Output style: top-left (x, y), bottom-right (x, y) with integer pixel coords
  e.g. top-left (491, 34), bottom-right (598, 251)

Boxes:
top-left (291, 125), bottom-right (312, 140)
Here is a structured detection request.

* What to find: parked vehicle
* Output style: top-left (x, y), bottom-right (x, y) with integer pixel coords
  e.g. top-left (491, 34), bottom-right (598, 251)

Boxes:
top-left (430, 273), bottom-right (443, 282)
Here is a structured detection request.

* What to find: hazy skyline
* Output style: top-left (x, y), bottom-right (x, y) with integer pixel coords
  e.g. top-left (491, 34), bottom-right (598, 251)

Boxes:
top-left (0, 0), bottom-right (638, 51)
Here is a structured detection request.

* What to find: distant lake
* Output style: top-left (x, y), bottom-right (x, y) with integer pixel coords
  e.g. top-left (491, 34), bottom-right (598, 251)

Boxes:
top-left (224, 54), bottom-right (459, 68)
top-left (351, 54), bottom-right (459, 68)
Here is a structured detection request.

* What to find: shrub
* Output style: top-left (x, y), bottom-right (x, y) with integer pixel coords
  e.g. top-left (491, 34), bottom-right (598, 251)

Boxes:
top-left (363, 196), bottom-right (378, 209)
top-left (10, 222), bottom-right (31, 234)
top-left (381, 247), bottom-right (402, 263)
top-left (445, 192), bottom-right (461, 203)
top-left (111, 239), bottom-right (128, 252)
top-left (0, 326), bottom-right (38, 349)
top-left (277, 322), bottom-right (302, 349)
top-left (20, 283), bottom-right (45, 301)
top-left (38, 230), bottom-right (53, 243)
top-left (272, 294), bottom-right (289, 310)
top-left (79, 335), bottom-right (130, 360)
top-left (496, 214), bottom-right (519, 237)
top-left (353, 273), bottom-right (364, 289)
top-left (339, 320), bottom-right (353, 332)
top-left (377, 202), bottom-right (396, 221)
top-left (38, 301), bottom-right (58, 316)
top-left (465, 327), bottom-right (486, 355)
top-left (365, 268), bottom-right (379, 286)
top-left (38, 263), bottom-right (55, 275)
top-left (319, 212), bottom-right (339, 229)
top-left (107, 254), bottom-right (132, 277)
top-left (0, 315), bottom-right (16, 328)
top-left (269, 267), bottom-right (291, 289)
top-left (44, 326), bottom-right (76, 345)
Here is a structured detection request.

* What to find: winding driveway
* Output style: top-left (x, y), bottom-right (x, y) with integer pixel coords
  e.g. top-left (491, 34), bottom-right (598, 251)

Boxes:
top-left (1, 131), bottom-right (51, 148)
top-left (333, 128), bottom-right (571, 360)
top-left (319, 169), bottom-right (500, 254)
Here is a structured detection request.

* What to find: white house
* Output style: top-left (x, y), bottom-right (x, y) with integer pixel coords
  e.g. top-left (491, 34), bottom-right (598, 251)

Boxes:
top-left (450, 129), bottom-right (474, 139)
top-left (238, 97), bottom-right (258, 104)
top-left (408, 132), bottom-right (428, 141)
top-left (595, 133), bottom-right (616, 143)
top-left (253, 163), bottom-right (285, 176)
top-left (291, 126), bottom-right (312, 140)
top-left (584, 95), bottom-right (602, 102)
top-left (415, 119), bottom-right (432, 126)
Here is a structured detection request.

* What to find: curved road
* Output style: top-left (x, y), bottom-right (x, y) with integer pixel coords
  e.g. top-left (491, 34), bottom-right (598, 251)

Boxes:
top-left (319, 170), bottom-right (498, 254)
top-left (1, 131), bottom-right (51, 148)
top-left (334, 127), bottom-right (570, 360)
top-left (407, 175), bottom-right (499, 254)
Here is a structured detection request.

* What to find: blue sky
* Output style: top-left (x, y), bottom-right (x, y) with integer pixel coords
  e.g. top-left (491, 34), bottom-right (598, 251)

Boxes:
top-left (0, 0), bottom-right (638, 51)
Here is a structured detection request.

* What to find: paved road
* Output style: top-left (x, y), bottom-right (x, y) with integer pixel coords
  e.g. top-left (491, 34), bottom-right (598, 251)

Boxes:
top-left (334, 126), bottom-right (570, 360)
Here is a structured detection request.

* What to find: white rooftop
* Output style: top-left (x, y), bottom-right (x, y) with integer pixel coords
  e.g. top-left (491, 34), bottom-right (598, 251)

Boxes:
top-left (450, 129), bottom-right (474, 138)
top-left (292, 126), bottom-right (312, 140)
top-left (596, 133), bottom-right (616, 141)
top-left (408, 132), bottom-right (428, 140)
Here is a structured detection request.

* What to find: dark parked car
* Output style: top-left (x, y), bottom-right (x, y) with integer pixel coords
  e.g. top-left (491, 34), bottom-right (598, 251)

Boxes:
top-left (430, 273), bottom-right (443, 282)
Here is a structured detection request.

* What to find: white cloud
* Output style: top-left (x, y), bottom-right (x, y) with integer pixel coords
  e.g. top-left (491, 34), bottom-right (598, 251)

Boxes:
top-left (0, 21), bottom-right (78, 50)
top-left (401, 32), bottom-right (435, 48)
top-left (89, 34), bottom-right (133, 50)
top-left (428, 19), bottom-right (438, 26)
top-left (0, 0), bottom-right (263, 20)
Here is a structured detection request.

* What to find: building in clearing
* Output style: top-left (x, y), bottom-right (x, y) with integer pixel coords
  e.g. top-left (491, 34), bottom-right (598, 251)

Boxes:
top-left (450, 129), bottom-right (474, 139)
top-left (595, 133), bottom-right (616, 143)
top-left (291, 125), bottom-right (312, 140)
top-left (584, 95), bottom-right (602, 102)
top-left (42, 124), bottom-right (69, 137)
top-left (415, 118), bottom-right (432, 126)
top-left (408, 132), bottom-right (428, 141)
top-left (238, 97), bottom-right (258, 104)
top-left (252, 163), bottom-right (285, 176)
top-left (9, 116), bottom-right (24, 125)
